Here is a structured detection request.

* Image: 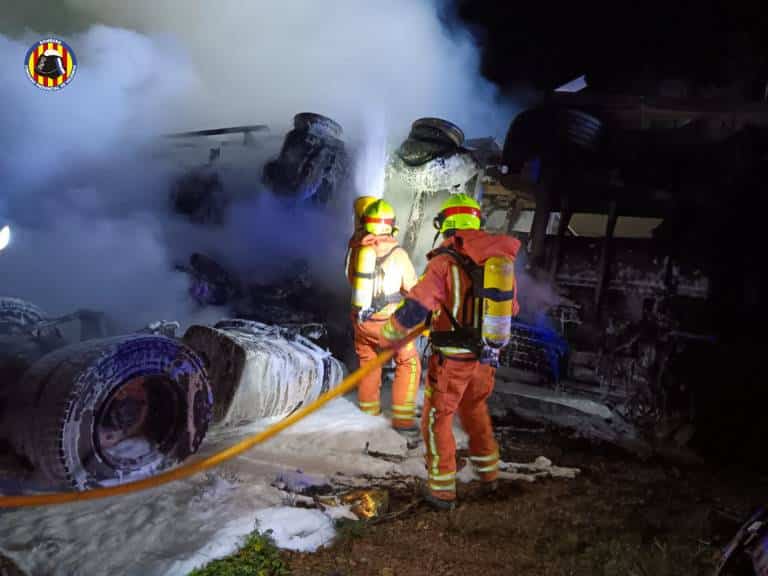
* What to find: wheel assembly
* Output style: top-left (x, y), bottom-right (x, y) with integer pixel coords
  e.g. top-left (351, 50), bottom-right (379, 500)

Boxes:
top-left (8, 335), bottom-right (213, 490)
top-left (262, 112), bottom-right (350, 204)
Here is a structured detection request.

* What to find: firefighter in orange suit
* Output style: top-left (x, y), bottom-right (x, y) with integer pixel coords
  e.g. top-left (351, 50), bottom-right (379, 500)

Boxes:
top-left (380, 193), bottom-right (521, 509)
top-left (347, 198), bottom-right (422, 431)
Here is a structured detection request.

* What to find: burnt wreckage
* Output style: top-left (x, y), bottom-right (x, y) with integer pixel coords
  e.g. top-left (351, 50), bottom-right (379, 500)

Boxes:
top-left (0, 113), bottom-right (354, 492)
top-left (3, 101), bottom-right (762, 491)
top-left (0, 297), bottom-right (342, 491)
top-left (263, 113), bottom-right (351, 206)
top-left (167, 114), bottom-right (352, 343)
top-left (386, 98), bottom-right (766, 453)
top-left (495, 92), bottom-right (766, 451)
top-left (169, 114), bottom-right (351, 345)
top-left (168, 113), bottom-right (351, 223)
top-left (492, 100), bottom-right (716, 441)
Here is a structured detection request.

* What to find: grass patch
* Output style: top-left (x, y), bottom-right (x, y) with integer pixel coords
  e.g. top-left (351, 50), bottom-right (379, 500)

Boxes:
top-left (333, 517), bottom-right (369, 543)
top-left (187, 530), bottom-right (291, 576)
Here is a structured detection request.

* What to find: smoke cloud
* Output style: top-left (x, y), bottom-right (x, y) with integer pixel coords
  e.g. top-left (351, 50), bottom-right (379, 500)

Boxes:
top-left (513, 250), bottom-right (564, 325)
top-left (0, 27), bottom-right (203, 329)
top-left (0, 1), bottom-right (515, 332)
top-left (59, 0), bottom-right (512, 139)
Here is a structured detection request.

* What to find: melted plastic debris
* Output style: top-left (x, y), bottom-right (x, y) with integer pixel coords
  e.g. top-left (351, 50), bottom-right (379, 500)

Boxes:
top-left (339, 489), bottom-right (390, 519)
top-left (273, 469), bottom-right (331, 495)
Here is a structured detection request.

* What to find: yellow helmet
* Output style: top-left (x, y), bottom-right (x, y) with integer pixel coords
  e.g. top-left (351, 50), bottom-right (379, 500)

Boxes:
top-left (353, 195), bottom-right (378, 227)
top-left (433, 193), bottom-right (482, 234)
top-left (362, 199), bottom-right (396, 235)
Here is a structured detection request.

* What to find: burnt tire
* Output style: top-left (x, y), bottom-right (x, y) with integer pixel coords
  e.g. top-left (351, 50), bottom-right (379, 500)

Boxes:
top-left (0, 299), bottom-right (51, 417)
top-left (9, 335), bottom-right (212, 490)
top-left (562, 109), bottom-right (604, 152)
top-left (0, 297), bottom-right (46, 334)
top-left (502, 107), bottom-right (605, 172)
top-left (409, 117), bottom-right (465, 147)
top-left (293, 113), bottom-right (344, 139)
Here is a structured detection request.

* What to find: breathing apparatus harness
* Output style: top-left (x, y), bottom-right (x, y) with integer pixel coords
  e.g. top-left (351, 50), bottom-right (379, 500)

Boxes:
top-left (355, 243), bottom-right (405, 322)
top-left (427, 242), bottom-right (516, 367)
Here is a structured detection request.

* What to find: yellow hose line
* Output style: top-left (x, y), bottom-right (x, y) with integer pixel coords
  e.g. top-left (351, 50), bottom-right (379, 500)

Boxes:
top-left (0, 327), bottom-right (425, 509)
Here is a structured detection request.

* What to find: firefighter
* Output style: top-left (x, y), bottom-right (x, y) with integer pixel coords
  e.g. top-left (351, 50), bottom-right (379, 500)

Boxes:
top-left (380, 193), bottom-right (521, 509)
top-left (347, 198), bottom-right (422, 431)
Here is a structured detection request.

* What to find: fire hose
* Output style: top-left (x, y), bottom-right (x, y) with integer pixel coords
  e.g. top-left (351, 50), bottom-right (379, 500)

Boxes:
top-left (0, 327), bottom-right (425, 509)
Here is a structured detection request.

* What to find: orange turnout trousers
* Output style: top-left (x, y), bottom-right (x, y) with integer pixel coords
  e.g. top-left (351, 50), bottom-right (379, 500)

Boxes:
top-left (422, 353), bottom-right (500, 502)
top-left (354, 318), bottom-right (421, 429)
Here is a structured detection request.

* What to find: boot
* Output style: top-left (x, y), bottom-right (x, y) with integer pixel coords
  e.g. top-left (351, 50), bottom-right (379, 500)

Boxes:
top-left (393, 424), bottom-right (421, 448)
top-left (393, 423), bottom-right (419, 436)
top-left (419, 481), bottom-right (456, 511)
top-left (480, 480), bottom-right (498, 495)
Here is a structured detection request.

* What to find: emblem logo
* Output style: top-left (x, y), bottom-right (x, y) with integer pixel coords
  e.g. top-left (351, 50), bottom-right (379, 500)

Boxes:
top-left (24, 37), bottom-right (77, 91)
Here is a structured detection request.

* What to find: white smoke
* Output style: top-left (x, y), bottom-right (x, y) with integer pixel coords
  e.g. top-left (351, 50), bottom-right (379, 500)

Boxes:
top-left (0, 27), bottom-right (203, 330)
top-left (354, 112), bottom-right (389, 200)
top-left (513, 250), bottom-right (563, 325)
top-left (61, 0), bottom-right (512, 139)
top-left (0, 1), bottom-right (515, 331)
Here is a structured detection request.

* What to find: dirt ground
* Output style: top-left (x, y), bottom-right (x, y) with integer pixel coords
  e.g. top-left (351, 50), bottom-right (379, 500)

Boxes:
top-left (285, 420), bottom-right (767, 576)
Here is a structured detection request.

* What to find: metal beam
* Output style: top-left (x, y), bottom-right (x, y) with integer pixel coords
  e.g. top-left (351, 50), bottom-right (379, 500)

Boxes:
top-left (549, 196), bottom-right (573, 280)
top-left (548, 92), bottom-right (768, 123)
top-left (164, 125), bottom-right (270, 146)
top-left (529, 187), bottom-right (553, 270)
top-left (595, 200), bottom-right (618, 318)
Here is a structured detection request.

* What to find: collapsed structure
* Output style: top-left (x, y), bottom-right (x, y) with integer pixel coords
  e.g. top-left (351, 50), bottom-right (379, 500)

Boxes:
top-left (0, 114), bottom-right (357, 492)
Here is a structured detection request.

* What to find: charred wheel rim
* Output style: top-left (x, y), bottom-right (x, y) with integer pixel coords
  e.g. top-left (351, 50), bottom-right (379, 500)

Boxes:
top-left (55, 336), bottom-right (212, 489)
top-left (93, 374), bottom-right (184, 471)
top-left (410, 117), bottom-right (465, 147)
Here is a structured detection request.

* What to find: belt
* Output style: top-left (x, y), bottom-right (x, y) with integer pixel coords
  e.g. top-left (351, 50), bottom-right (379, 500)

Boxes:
top-left (434, 347), bottom-right (477, 362)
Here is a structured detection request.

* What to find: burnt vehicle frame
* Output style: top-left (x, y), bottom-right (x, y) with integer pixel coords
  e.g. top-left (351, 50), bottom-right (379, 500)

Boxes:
top-left (384, 99), bottom-right (764, 450)
top-left (166, 113), bottom-right (353, 225)
top-left (487, 89), bottom-right (767, 444)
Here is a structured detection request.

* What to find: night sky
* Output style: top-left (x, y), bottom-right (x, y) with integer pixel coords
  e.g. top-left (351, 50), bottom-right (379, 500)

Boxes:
top-left (449, 1), bottom-right (768, 99)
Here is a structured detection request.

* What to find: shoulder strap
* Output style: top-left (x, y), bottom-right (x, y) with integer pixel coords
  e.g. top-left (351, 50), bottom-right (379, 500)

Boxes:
top-left (429, 246), bottom-right (474, 270)
top-left (440, 304), bottom-right (463, 331)
top-left (376, 243), bottom-right (400, 266)
top-left (431, 247), bottom-right (480, 335)
top-left (431, 246), bottom-right (483, 297)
